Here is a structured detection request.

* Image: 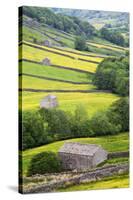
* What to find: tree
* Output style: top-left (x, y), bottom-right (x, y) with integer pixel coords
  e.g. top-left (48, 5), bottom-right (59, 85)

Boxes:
top-left (115, 76), bottom-right (129, 96)
top-left (70, 104), bottom-right (91, 137)
top-left (93, 56), bottom-right (129, 96)
top-left (22, 111), bottom-right (48, 150)
top-left (90, 111), bottom-right (121, 136)
top-left (39, 108), bottom-right (71, 139)
top-left (75, 36), bottom-right (88, 51)
top-left (23, 6), bottom-right (95, 38)
top-left (109, 97), bottom-right (129, 131)
top-left (27, 152), bottom-right (62, 176)
top-left (100, 27), bottom-right (125, 46)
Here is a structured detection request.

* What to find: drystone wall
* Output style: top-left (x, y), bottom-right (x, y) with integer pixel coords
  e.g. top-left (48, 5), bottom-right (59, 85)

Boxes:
top-left (23, 163), bottom-right (129, 194)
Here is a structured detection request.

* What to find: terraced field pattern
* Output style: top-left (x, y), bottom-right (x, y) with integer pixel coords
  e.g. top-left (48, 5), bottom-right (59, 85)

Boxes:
top-left (19, 15), bottom-right (127, 114)
top-left (19, 11), bottom-right (129, 193)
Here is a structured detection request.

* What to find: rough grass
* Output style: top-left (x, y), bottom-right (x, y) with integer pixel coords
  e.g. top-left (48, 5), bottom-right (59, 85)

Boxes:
top-left (20, 75), bottom-right (94, 90)
top-left (20, 61), bottom-right (92, 83)
top-left (19, 91), bottom-right (119, 115)
top-left (20, 44), bottom-right (98, 73)
top-left (21, 132), bottom-right (129, 176)
top-left (56, 174), bottom-right (129, 192)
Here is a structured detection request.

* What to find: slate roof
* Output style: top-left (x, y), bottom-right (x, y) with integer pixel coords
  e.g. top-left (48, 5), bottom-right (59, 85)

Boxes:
top-left (59, 142), bottom-right (102, 156)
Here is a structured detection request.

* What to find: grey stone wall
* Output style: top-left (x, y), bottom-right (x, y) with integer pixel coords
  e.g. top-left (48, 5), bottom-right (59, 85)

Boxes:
top-left (108, 151), bottom-right (129, 159)
top-left (22, 163), bottom-right (129, 194)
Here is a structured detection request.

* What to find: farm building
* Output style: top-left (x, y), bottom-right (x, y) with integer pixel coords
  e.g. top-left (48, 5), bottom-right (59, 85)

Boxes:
top-left (42, 58), bottom-right (51, 66)
top-left (43, 40), bottom-right (52, 47)
top-left (58, 142), bottom-right (108, 171)
top-left (40, 94), bottom-right (58, 109)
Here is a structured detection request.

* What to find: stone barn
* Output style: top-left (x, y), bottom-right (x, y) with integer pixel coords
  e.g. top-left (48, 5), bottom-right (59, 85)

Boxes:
top-left (58, 142), bottom-right (108, 171)
top-left (43, 40), bottom-right (52, 47)
top-left (40, 94), bottom-right (58, 109)
top-left (42, 58), bottom-right (51, 66)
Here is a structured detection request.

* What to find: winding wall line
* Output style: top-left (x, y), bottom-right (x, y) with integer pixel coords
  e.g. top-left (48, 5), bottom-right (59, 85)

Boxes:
top-left (22, 163), bottom-right (129, 194)
top-left (51, 46), bottom-right (106, 58)
top-left (23, 20), bottom-right (126, 52)
top-left (22, 20), bottom-right (75, 42)
top-left (19, 42), bottom-right (100, 64)
top-left (19, 88), bottom-right (110, 93)
top-left (19, 59), bottom-right (94, 75)
top-left (19, 73), bottom-right (92, 85)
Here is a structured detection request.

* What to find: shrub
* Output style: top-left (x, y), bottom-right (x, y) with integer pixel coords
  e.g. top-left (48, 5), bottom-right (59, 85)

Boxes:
top-left (27, 152), bottom-right (62, 176)
top-left (22, 111), bottom-right (48, 150)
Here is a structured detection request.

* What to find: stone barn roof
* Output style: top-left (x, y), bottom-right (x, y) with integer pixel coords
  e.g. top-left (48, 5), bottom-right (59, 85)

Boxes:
top-left (59, 142), bottom-right (103, 156)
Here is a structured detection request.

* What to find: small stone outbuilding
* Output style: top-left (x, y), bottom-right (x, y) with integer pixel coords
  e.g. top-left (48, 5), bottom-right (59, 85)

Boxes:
top-left (58, 142), bottom-right (108, 171)
top-left (42, 58), bottom-right (51, 66)
top-left (43, 40), bottom-right (52, 47)
top-left (40, 94), bottom-right (58, 109)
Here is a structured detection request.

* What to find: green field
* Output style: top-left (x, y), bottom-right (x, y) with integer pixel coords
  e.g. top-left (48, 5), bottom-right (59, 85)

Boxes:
top-left (20, 11), bottom-right (129, 192)
top-left (21, 26), bottom-right (59, 46)
top-left (20, 44), bottom-right (98, 73)
top-left (24, 41), bottom-right (103, 63)
top-left (57, 174), bottom-right (129, 192)
top-left (20, 92), bottom-right (119, 115)
top-left (22, 17), bottom-right (127, 56)
top-left (22, 17), bottom-right (75, 48)
top-left (20, 61), bottom-right (92, 83)
top-left (88, 44), bottom-right (125, 57)
top-left (20, 75), bottom-right (94, 90)
top-left (87, 41), bottom-right (126, 52)
top-left (21, 132), bottom-right (129, 176)
top-left (21, 24), bottom-right (75, 48)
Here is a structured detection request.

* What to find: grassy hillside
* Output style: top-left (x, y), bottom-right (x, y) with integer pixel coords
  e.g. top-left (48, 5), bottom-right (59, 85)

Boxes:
top-left (20, 15), bottom-right (127, 56)
top-left (52, 8), bottom-right (129, 31)
top-left (24, 41), bottom-right (103, 62)
top-left (20, 92), bottom-right (119, 115)
top-left (19, 8), bottom-right (129, 192)
top-left (20, 75), bottom-right (94, 90)
top-left (21, 132), bottom-right (129, 175)
top-left (20, 61), bottom-right (91, 83)
top-left (87, 41), bottom-right (127, 52)
top-left (20, 44), bottom-right (98, 73)
top-left (21, 24), bottom-right (75, 48)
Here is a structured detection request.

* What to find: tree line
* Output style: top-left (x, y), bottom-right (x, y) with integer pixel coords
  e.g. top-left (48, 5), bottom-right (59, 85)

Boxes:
top-left (93, 55), bottom-right (129, 96)
top-left (20, 97), bottom-right (129, 150)
top-left (21, 6), bottom-right (128, 47)
top-left (100, 27), bottom-right (128, 47)
top-left (22, 6), bottom-right (95, 38)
